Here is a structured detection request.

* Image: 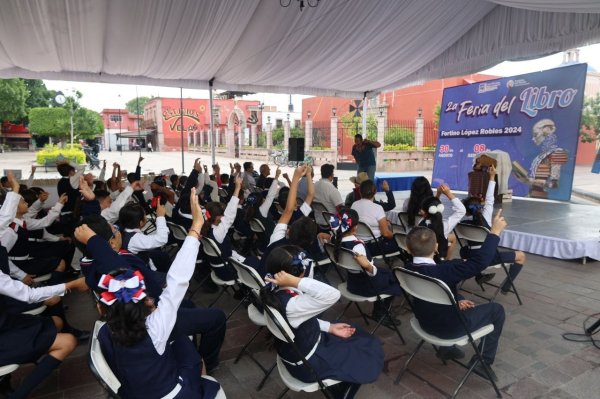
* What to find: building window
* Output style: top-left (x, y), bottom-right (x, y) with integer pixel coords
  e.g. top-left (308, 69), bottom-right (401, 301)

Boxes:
top-left (295, 119), bottom-right (301, 128)
top-left (276, 119), bottom-right (283, 128)
top-left (109, 114), bottom-right (122, 122)
top-left (212, 108), bottom-right (220, 122)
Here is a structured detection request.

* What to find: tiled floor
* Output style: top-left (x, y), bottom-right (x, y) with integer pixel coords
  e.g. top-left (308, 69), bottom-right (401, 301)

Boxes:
top-left (4, 251), bottom-right (600, 399)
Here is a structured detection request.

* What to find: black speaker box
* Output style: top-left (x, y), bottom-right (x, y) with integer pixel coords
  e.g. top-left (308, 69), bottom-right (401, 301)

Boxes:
top-left (289, 138), bottom-right (305, 162)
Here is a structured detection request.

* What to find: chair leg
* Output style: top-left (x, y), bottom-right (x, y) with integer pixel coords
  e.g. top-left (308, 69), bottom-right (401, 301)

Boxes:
top-left (257, 362), bottom-right (277, 391)
top-left (354, 302), bottom-right (370, 326)
top-left (234, 326), bottom-right (263, 363)
top-left (335, 302), bottom-right (353, 322)
top-left (394, 340), bottom-right (424, 384)
top-left (451, 356), bottom-right (477, 399)
top-left (226, 293), bottom-right (246, 320)
top-left (276, 387), bottom-right (290, 399)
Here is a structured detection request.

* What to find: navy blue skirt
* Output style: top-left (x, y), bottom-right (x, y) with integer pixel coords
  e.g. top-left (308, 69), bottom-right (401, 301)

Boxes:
top-left (0, 314), bottom-right (56, 366)
top-left (284, 326), bottom-right (384, 384)
top-left (347, 269), bottom-right (402, 297)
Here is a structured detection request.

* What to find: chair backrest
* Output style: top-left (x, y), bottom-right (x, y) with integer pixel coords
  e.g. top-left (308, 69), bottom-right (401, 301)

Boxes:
top-left (229, 257), bottom-right (265, 291)
top-left (21, 305), bottom-right (47, 316)
top-left (393, 232), bottom-right (409, 252)
top-left (356, 221), bottom-right (377, 242)
top-left (263, 304), bottom-right (296, 343)
top-left (454, 223), bottom-right (490, 246)
top-left (88, 320), bottom-right (121, 397)
top-left (311, 201), bottom-right (329, 226)
top-left (398, 212), bottom-right (410, 231)
top-left (250, 218), bottom-right (266, 234)
top-left (323, 243), bottom-right (362, 272)
top-left (201, 237), bottom-right (222, 258)
top-left (218, 187), bottom-right (228, 198)
top-left (322, 211), bottom-right (335, 227)
top-left (393, 267), bottom-right (455, 306)
top-left (167, 222), bottom-right (188, 241)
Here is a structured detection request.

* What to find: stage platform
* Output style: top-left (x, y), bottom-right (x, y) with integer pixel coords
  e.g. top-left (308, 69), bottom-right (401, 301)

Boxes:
top-left (385, 193), bottom-right (600, 262)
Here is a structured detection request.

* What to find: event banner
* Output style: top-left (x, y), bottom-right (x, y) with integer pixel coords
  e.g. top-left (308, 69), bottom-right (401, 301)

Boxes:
top-left (432, 64), bottom-right (587, 201)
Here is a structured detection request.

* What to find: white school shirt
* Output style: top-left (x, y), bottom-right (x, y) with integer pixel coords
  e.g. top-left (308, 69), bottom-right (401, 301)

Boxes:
top-left (23, 202), bottom-right (64, 231)
top-left (268, 202), bottom-right (313, 246)
top-left (101, 186), bottom-right (134, 224)
top-left (282, 278), bottom-right (341, 333)
top-left (259, 177), bottom-right (280, 218)
top-left (211, 196), bottom-right (239, 244)
top-left (146, 236), bottom-right (200, 354)
top-left (0, 269), bottom-right (66, 303)
top-left (341, 235), bottom-right (377, 276)
top-left (481, 181), bottom-right (496, 227)
top-left (124, 216), bottom-right (169, 254)
top-left (442, 198), bottom-right (467, 238)
top-left (0, 192), bottom-right (20, 251)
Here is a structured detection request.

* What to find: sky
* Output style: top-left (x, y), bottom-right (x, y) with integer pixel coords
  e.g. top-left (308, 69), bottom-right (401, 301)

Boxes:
top-left (42, 43), bottom-right (600, 114)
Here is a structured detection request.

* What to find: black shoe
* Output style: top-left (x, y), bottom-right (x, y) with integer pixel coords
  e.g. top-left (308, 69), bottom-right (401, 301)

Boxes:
top-left (475, 273), bottom-right (495, 285)
top-left (436, 345), bottom-right (465, 361)
top-left (469, 357), bottom-right (498, 382)
top-left (64, 268), bottom-right (81, 280)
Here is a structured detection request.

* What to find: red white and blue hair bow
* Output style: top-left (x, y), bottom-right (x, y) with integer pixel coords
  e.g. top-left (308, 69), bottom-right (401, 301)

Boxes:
top-left (291, 251), bottom-right (313, 275)
top-left (329, 213), bottom-right (353, 233)
top-left (98, 270), bottom-right (147, 306)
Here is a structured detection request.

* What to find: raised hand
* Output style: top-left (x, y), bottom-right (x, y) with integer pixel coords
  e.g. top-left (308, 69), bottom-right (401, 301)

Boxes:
top-left (7, 171), bottom-right (19, 193)
top-left (382, 180), bottom-right (390, 192)
top-left (329, 323), bottom-right (356, 338)
top-left (275, 167), bottom-right (281, 179)
top-left (156, 200), bottom-right (166, 217)
top-left (234, 175), bottom-right (243, 188)
top-left (38, 191), bottom-right (49, 203)
top-left (138, 155), bottom-right (145, 165)
top-left (488, 164), bottom-right (496, 179)
top-left (264, 270), bottom-right (300, 288)
top-left (58, 193), bottom-right (69, 204)
top-left (490, 209), bottom-right (507, 236)
top-left (74, 224), bottom-right (96, 244)
top-left (78, 177), bottom-right (95, 201)
top-left (189, 187), bottom-right (204, 233)
top-left (131, 180), bottom-right (144, 191)
top-left (194, 158), bottom-right (202, 172)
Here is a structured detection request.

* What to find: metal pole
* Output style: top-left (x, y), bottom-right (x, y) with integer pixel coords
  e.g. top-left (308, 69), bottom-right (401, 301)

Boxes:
top-left (119, 107), bottom-right (122, 155)
top-left (136, 86), bottom-right (141, 156)
top-left (209, 79), bottom-right (215, 166)
top-left (362, 93), bottom-right (367, 137)
top-left (70, 104), bottom-right (74, 145)
top-left (180, 87), bottom-right (185, 174)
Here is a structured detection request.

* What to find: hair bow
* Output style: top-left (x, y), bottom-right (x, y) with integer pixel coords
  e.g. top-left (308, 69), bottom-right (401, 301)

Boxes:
top-left (329, 213), bottom-right (353, 233)
top-left (203, 209), bottom-right (212, 220)
top-left (291, 251), bottom-right (313, 276)
top-left (428, 204), bottom-right (445, 215)
top-left (264, 273), bottom-right (277, 292)
top-left (245, 194), bottom-right (260, 206)
top-left (98, 270), bottom-right (146, 306)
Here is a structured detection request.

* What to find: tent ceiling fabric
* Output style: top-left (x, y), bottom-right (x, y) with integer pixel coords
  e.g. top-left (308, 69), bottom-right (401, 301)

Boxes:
top-left (0, 0), bottom-right (599, 98)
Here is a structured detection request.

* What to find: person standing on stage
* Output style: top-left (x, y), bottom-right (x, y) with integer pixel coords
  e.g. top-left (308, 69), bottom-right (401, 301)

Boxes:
top-left (351, 134), bottom-right (380, 182)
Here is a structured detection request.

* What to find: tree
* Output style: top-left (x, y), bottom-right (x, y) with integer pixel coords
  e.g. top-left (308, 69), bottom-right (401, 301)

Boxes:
top-left (0, 79), bottom-right (27, 122)
top-left (28, 106), bottom-right (102, 140)
top-left (73, 107), bottom-right (103, 138)
top-left (580, 93), bottom-right (600, 143)
top-left (126, 96), bottom-right (152, 115)
top-left (28, 107), bottom-right (70, 137)
top-left (340, 112), bottom-right (377, 140)
top-left (24, 79), bottom-right (55, 109)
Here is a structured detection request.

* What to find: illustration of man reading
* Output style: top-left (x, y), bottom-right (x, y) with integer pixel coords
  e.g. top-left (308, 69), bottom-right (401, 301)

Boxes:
top-left (512, 119), bottom-right (568, 198)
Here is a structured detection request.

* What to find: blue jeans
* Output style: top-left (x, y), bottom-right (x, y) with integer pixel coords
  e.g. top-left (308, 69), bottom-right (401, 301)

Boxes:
top-left (357, 165), bottom-right (376, 182)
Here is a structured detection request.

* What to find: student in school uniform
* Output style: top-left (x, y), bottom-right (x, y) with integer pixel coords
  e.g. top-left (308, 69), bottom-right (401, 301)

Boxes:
top-left (0, 244), bottom-right (88, 399)
top-left (328, 208), bottom-right (402, 326)
top-left (461, 165), bottom-right (526, 292)
top-left (201, 174), bottom-right (262, 279)
top-left (79, 189), bottom-right (222, 398)
top-left (401, 176), bottom-right (434, 228)
top-left (118, 200), bottom-right (171, 272)
top-left (418, 183), bottom-right (466, 260)
top-left (404, 212), bottom-right (508, 381)
top-left (74, 212), bottom-right (226, 374)
top-left (260, 245), bottom-right (384, 399)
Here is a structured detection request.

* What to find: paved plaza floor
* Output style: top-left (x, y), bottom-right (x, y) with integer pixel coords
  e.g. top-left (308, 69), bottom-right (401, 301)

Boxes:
top-left (1, 151), bottom-right (599, 398)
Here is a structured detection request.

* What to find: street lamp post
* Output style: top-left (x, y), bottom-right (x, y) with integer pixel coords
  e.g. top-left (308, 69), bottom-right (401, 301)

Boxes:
top-left (119, 106), bottom-right (122, 155)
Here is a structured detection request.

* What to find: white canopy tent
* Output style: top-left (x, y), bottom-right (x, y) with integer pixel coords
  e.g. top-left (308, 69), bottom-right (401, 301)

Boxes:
top-left (1, 0), bottom-right (600, 98)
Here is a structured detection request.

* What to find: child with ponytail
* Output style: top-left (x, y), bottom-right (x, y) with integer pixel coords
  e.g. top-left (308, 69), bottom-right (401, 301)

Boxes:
top-left (260, 245), bottom-right (383, 399)
top-left (461, 166), bottom-right (525, 293)
top-left (418, 183), bottom-right (465, 260)
top-left (329, 208), bottom-right (402, 326)
top-left (79, 188), bottom-right (221, 399)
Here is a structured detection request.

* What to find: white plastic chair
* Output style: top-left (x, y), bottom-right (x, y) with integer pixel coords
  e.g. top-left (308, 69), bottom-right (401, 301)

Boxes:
top-left (323, 243), bottom-right (405, 344)
top-left (356, 221), bottom-right (400, 264)
top-left (454, 223), bottom-right (523, 305)
top-left (88, 320), bottom-right (121, 398)
top-left (21, 304), bottom-right (47, 316)
top-left (262, 305), bottom-right (344, 399)
top-left (229, 258), bottom-right (277, 390)
top-left (393, 267), bottom-right (502, 398)
top-left (311, 202), bottom-right (330, 231)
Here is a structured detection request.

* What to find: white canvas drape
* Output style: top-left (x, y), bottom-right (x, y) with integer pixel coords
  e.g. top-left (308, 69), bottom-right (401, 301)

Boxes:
top-left (0, 0), bottom-right (599, 97)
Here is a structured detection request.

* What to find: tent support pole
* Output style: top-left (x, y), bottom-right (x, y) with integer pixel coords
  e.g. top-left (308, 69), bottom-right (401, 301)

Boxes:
top-left (362, 92), bottom-right (367, 137)
top-left (209, 78), bottom-right (216, 167)
top-left (180, 87), bottom-right (185, 174)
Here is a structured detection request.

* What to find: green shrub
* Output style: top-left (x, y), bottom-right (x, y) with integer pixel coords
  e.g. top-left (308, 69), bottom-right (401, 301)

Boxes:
top-left (384, 144), bottom-right (417, 151)
top-left (384, 126), bottom-right (414, 146)
top-left (36, 144), bottom-right (85, 165)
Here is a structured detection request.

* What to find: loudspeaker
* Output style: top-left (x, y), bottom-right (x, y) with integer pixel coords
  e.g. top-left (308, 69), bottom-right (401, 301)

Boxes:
top-left (289, 138), bottom-right (305, 162)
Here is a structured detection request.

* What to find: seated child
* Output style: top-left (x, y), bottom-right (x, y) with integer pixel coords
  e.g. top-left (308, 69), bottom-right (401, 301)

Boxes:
top-left (82, 189), bottom-right (221, 398)
top-left (260, 245), bottom-right (384, 399)
top-left (461, 165), bottom-right (525, 293)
